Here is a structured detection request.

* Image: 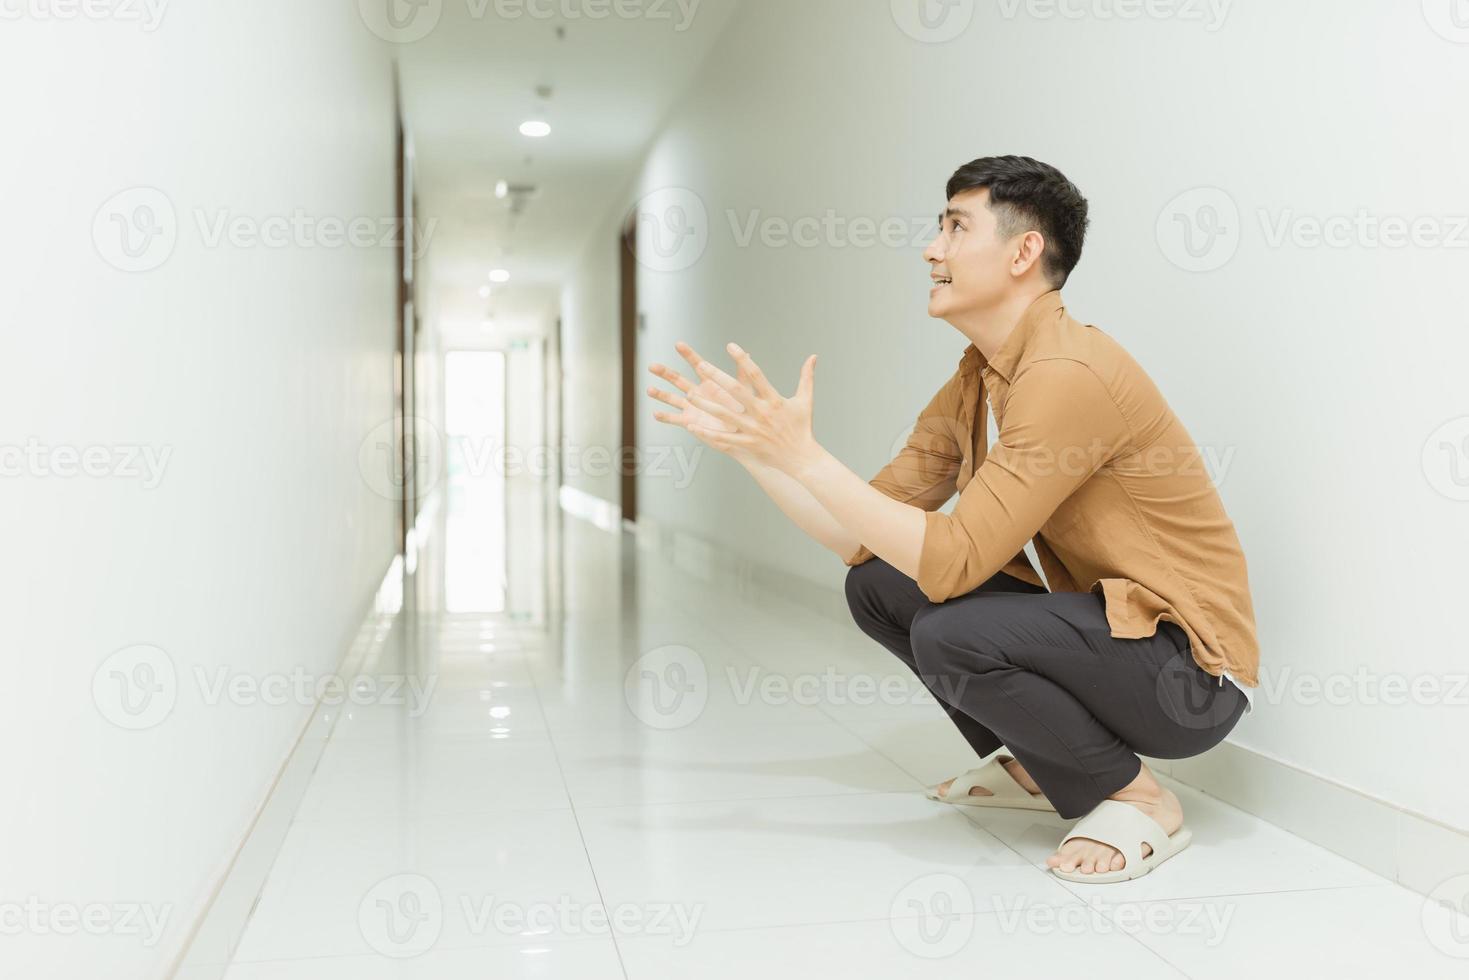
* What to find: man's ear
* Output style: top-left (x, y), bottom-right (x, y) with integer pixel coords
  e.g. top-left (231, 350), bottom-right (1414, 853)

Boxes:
top-left (1011, 229), bottom-right (1047, 279)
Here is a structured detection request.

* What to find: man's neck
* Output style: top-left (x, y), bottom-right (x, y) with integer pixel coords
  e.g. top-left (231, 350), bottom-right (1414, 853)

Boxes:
top-left (950, 286), bottom-right (1054, 362)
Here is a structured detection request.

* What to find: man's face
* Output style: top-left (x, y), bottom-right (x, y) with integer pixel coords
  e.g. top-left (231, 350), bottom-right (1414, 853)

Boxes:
top-left (923, 189), bottom-right (1017, 321)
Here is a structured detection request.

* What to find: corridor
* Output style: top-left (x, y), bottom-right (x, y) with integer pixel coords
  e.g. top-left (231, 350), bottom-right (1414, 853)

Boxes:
top-left (8, 2), bottom-right (1469, 978)
top-left (202, 476), bottom-right (1452, 979)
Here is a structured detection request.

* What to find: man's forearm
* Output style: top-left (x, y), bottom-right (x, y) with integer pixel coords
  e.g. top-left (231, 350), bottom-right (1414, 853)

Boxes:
top-left (737, 455), bottom-right (864, 561)
top-left (790, 445), bottom-right (926, 579)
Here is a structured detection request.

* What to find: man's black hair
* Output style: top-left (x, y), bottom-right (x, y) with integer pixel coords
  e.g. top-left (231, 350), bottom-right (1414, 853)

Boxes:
top-left (946, 155), bottom-right (1089, 288)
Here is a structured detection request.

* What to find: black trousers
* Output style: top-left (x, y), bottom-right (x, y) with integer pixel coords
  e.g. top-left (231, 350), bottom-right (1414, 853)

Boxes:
top-left (844, 558), bottom-right (1247, 818)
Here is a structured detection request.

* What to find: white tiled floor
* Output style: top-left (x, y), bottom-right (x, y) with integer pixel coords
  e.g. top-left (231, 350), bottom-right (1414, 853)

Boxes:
top-left (218, 484), bottom-right (1469, 979)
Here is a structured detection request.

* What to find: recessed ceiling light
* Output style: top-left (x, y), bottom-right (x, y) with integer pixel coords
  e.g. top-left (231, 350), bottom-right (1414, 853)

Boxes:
top-left (519, 120), bottom-right (551, 138)
top-left (495, 180), bottom-right (509, 199)
top-left (489, 269), bottom-right (511, 283)
top-left (478, 285), bottom-right (492, 299)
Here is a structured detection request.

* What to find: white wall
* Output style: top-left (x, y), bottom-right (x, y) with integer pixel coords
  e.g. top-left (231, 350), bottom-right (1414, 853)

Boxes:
top-left (561, 0), bottom-right (1469, 830)
top-left (560, 212), bottom-right (625, 505)
top-left (0, 4), bottom-right (398, 977)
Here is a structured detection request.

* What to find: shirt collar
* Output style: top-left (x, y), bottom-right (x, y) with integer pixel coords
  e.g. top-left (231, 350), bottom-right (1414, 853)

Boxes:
top-left (960, 289), bottom-right (1066, 383)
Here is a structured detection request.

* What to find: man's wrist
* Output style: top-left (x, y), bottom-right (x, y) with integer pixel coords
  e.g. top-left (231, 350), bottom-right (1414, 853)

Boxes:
top-left (786, 440), bottom-right (832, 484)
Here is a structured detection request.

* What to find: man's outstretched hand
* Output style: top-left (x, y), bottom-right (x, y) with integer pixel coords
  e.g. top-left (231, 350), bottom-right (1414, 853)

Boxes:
top-left (646, 341), bottom-right (749, 454)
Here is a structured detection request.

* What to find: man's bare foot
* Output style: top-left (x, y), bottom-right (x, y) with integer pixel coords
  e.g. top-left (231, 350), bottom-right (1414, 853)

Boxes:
top-left (936, 755), bottom-right (1048, 800)
top-left (1045, 762), bottom-right (1183, 875)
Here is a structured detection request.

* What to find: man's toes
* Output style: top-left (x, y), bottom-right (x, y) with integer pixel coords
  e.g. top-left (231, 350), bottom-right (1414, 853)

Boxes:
top-left (1109, 851), bottom-right (1126, 872)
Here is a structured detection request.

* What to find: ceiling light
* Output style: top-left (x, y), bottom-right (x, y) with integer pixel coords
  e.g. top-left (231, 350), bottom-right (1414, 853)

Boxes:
top-left (495, 180), bottom-right (509, 199)
top-left (478, 285), bottom-right (492, 299)
top-left (489, 269), bottom-right (511, 283)
top-left (519, 120), bottom-right (551, 138)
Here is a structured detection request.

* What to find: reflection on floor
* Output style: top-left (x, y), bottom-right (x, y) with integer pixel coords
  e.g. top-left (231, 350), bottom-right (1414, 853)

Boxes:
top-left (219, 481), bottom-right (1467, 979)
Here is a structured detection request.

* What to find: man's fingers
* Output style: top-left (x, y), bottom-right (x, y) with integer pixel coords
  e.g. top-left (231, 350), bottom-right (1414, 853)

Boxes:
top-left (674, 340), bottom-right (715, 378)
top-left (796, 354), bottom-right (817, 398)
top-left (687, 392), bottom-right (748, 428)
top-left (647, 362), bottom-right (693, 395)
top-left (726, 343), bottom-right (783, 402)
top-left (694, 360), bottom-right (759, 411)
top-left (645, 385), bottom-right (687, 410)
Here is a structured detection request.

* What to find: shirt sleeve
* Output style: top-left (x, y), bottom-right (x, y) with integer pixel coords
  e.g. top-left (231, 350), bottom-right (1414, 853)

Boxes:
top-left (914, 359), bottom-right (1132, 602)
top-left (844, 371), bottom-right (965, 567)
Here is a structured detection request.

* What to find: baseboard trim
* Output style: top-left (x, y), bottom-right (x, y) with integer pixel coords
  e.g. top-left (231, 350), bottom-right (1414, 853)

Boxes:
top-left (168, 552), bottom-right (407, 980)
top-left (562, 490), bottom-right (1469, 901)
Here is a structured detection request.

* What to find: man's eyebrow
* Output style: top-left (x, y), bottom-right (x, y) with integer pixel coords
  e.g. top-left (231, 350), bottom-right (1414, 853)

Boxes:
top-left (941, 208), bottom-right (972, 223)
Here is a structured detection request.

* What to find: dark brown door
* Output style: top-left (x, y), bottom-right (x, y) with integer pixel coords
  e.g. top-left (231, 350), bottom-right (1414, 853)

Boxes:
top-left (618, 213), bottom-right (638, 526)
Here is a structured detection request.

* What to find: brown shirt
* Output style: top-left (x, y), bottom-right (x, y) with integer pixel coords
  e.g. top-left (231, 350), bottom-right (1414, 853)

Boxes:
top-left (846, 290), bottom-right (1260, 687)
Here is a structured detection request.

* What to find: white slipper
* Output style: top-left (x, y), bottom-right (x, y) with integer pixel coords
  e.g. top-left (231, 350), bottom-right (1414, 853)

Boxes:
top-left (924, 757), bottom-right (1057, 811)
top-left (1049, 799), bottom-right (1192, 883)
